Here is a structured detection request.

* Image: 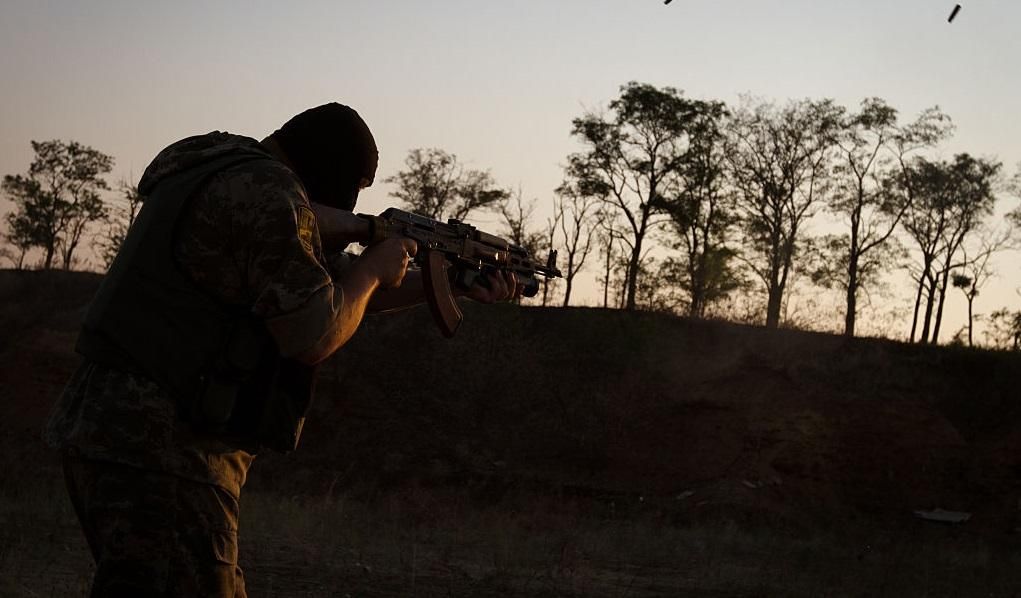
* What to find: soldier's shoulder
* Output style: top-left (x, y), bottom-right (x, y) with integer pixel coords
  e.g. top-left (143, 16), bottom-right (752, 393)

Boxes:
top-left (221, 159), bottom-right (308, 210)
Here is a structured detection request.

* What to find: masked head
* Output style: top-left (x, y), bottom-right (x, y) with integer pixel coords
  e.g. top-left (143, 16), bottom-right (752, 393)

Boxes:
top-left (270, 103), bottom-right (378, 211)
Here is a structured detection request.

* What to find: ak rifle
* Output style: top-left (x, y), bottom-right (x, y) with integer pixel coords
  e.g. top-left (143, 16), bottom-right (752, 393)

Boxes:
top-left (356, 208), bottom-right (562, 337)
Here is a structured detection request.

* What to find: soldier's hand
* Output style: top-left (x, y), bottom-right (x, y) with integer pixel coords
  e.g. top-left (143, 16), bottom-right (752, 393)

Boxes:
top-left (463, 270), bottom-right (523, 304)
top-left (359, 237), bottom-right (417, 288)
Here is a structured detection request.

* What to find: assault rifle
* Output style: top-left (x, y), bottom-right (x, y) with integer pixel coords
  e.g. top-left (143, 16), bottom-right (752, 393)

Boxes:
top-left (355, 207), bottom-right (562, 337)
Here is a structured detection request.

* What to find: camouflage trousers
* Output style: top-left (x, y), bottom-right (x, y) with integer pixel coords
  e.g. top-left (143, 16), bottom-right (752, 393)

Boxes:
top-left (63, 453), bottom-right (247, 598)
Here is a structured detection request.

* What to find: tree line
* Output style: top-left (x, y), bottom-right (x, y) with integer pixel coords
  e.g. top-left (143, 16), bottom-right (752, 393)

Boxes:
top-left (386, 83), bottom-right (1020, 346)
top-left (4, 83), bottom-right (1021, 348)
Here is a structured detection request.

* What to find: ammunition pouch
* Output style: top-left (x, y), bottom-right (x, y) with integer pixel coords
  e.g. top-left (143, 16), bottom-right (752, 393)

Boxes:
top-left (191, 317), bottom-right (317, 453)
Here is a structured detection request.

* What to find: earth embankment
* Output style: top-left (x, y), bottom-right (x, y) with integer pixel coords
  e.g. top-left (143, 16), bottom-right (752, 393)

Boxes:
top-left (5, 269), bottom-right (1018, 532)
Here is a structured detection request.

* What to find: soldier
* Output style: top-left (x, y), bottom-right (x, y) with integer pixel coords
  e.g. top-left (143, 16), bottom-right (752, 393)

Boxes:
top-left (44, 103), bottom-right (520, 597)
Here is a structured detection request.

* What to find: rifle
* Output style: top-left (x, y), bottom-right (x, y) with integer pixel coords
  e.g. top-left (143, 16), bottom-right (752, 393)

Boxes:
top-left (355, 208), bottom-right (562, 337)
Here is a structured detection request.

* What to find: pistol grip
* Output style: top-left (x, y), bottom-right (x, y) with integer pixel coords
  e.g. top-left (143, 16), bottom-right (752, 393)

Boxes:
top-left (421, 250), bottom-right (462, 337)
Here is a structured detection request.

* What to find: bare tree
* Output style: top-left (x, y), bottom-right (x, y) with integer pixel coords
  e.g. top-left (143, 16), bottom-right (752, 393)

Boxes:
top-left (495, 188), bottom-right (547, 304)
top-left (594, 215), bottom-right (628, 309)
top-left (727, 97), bottom-right (844, 328)
top-left (986, 308), bottom-right (1021, 350)
top-left (540, 208), bottom-right (562, 306)
top-left (598, 226), bottom-right (616, 308)
top-left (385, 148), bottom-right (509, 222)
top-left (97, 180), bottom-right (145, 269)
top-left (553, 185), bottom-right (600, 307)
top-left (950, 225), bottom-right (1015, 346)
top-left (496, 188), bottom-right (542, 255)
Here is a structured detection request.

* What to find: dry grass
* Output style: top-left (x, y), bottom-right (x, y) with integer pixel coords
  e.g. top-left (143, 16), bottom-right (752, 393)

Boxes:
top-left (4, 475), bottom-right (1019, 597)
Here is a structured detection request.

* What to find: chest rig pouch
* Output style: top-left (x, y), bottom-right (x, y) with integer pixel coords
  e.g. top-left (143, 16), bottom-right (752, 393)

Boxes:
top-left (194, 315), bottom-right (318, 453)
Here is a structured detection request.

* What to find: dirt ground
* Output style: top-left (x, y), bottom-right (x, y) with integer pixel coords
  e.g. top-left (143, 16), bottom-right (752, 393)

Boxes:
top-left (2, 270), bottom-right (1020, 596)
top-left (3, 475), bottom-right (1019, 597)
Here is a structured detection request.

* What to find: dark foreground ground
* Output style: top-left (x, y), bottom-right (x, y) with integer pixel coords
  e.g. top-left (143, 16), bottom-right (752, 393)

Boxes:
top-left (4, 475), bottom-right (1020, 597)
top-left (1, 270), bottom-right (1020, 597)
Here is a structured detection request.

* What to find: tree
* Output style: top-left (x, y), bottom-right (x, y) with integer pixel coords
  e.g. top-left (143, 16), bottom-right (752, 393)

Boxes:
top-left (2, 216), bottom-right (35, 269)
top-left (592, 213), bottom-right (631, 309)
top-left (553, 184), bottom-right (600, 307)
top-left (727, 97), bottom-right (844, 328)
top-left (540, 208), bottom-right (562, 306)
top-left (950, 273), bottom-right (976, 345)
top-left (0, 244), bottom-right (16, 269)
top-left (1, 140), bottom-right (113, 269)
top-left (564, 82), bottom-right (703, 310)
top-left (61, 188), bottom-right (107, 270)
top-left (385, 148), bottom-right (508, 222)
top-left (829, 99), bottom-right (951, 336)
top-left (495, 188), bottom-right (545, 305)
top-left (496, 188), bottom-right (542, 256)
top-left (986, 308), bottom-right (1021, 351)
top-left (809, 233), bottom-right (906, 329)
top-left (950, 225), bottom-right (1015, 346)
top-left (97, 180), bottom-right (145, 269)
top-left (898, 154), bottom-right (1000, 343)
top-left (654, 100), bottom-right (741, 318)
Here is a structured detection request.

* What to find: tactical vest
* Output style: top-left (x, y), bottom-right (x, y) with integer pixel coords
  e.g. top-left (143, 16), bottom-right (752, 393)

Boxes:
top-left (76, 150), bottom-right (315, 452)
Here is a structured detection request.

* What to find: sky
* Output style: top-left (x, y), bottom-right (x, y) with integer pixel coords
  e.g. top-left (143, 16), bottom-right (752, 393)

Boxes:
top-left (2, 0), bottom-right (1019, 341)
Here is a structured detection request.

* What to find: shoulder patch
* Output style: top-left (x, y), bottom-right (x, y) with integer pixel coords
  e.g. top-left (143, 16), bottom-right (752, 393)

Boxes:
top-left (296, 206), bottom-right (316, 254)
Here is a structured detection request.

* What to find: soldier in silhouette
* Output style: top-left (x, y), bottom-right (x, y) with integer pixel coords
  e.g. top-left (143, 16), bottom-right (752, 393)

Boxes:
top-left (45, 103), bottom-right (520, 597)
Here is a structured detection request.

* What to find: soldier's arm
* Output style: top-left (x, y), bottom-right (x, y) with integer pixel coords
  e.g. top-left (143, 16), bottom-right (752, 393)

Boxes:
top-left (287, 267), bottom-right (376, 365)
top-left (290, 237), bottom-right (415, 365)
top-left (365, 269), bottom-right (427, 313)
top-left (242, 170), bottom-right (412, 364)
top-left (310, 203), bottom-right (428, 313)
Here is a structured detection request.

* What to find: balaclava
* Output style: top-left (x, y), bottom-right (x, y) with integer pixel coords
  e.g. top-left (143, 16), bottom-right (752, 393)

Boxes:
top-left (271, 103), bottom-right (378, 210)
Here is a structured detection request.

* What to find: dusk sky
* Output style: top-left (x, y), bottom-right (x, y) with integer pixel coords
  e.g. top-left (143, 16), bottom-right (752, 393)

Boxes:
top-left (2, 0), bottom-right (1019, 340)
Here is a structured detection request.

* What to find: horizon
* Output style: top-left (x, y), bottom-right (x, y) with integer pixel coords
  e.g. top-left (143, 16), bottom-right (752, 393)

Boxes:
top-left (2, 0), bottom-right (1019, 342)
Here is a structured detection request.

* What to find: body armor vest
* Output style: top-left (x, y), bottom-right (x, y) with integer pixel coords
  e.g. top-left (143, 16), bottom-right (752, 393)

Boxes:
top-left (76, 150), bottom-right (315, 452)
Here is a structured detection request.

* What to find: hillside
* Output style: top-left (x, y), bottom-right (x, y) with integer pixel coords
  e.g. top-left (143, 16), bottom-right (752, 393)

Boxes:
top-left (3, 268), bottom-right (1020, 527)
top-left (290, 294), bottom-right (1021, 533)
top-left (2, 269), bottom-right (1021, 596)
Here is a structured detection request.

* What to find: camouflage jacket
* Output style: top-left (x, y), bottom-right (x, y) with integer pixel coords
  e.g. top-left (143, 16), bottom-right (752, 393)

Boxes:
top-left (44, 132), bottom-right (351, 498)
